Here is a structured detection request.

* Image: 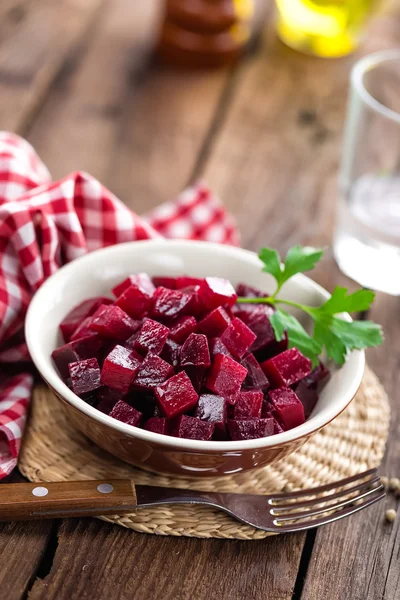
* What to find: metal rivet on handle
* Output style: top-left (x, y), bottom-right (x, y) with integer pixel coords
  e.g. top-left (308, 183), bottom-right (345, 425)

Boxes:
top-left (97, 483), bottom-right (114, 494)
top-left (32, 486), bottom-right (49, 497)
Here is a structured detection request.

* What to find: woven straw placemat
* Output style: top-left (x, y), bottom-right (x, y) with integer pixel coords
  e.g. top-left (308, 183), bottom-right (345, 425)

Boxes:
top-left (19, 366), bottom-right (390, 540)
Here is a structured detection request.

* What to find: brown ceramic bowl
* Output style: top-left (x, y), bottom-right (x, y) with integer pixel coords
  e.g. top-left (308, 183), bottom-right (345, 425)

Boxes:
top-left (25, 240), bottom-right (365, 477)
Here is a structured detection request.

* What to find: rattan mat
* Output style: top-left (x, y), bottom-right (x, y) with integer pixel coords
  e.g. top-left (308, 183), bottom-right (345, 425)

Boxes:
top-left (19, 366), bottom-right (390, 539)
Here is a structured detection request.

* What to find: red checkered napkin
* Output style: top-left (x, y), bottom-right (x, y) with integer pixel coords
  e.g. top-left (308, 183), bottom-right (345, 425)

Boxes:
top-left (0, 131), bottom-right (239, 480)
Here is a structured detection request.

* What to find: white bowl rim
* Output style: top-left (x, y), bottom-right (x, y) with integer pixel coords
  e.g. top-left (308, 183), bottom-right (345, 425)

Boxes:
top-left (25, 239), bottom-right (365, 452)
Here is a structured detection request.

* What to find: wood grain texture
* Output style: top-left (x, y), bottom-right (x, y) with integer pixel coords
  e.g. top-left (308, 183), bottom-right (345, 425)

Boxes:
top-left (0, 0), bottom-right (105, 134)
top-left (28, 517), bottom-right (304, 600)
top-left (301, 295), bottom-right (400, 600)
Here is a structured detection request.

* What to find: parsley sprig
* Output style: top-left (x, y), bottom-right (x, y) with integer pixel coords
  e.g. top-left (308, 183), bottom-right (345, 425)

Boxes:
top-left (236, 246), bottom-right (383, 366)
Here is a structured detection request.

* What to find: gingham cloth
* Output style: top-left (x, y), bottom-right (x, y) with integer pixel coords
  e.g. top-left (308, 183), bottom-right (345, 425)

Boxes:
top-left (0, 131), bottom-right (239, 480)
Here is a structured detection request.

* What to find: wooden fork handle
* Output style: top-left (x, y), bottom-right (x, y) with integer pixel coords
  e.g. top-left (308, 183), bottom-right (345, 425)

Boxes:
top-left (0, 479), bottom-right (137, 521)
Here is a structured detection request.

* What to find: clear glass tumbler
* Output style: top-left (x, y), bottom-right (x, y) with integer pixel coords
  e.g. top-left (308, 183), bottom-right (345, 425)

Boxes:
top-left (333, 50), bottom-right (400, 295)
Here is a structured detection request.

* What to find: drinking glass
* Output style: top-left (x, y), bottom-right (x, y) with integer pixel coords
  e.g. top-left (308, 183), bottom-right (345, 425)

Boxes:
top-left (333, 50), bottom-right (400, 295)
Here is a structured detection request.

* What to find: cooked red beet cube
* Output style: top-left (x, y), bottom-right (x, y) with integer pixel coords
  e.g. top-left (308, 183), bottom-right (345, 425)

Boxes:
top-left (209, 337), bottom-right (233, 359)
top-left (194, 394), bottom-right (227, 435)
top-left (300, 362), bottom-right (330, 391)
top-left (151, 287), bottom-right (192, 321)
top-left (261, 348), bottom-right (312, 388)
top-left (268, 387), bottom-right (305, 430)
top-left (181, 284), bottom-right (207, 318)
top-left (241, 353), bottom-right (269, 391)
top-left (180, 333), bottom-right (211, 367)
top-left (101, 345), bottom-right (141, 394)
top-left (124, 331), bottom-right (142, 350)
top-left (68, 358), bottom-right (101, 396)
top-left (220, 318), bottom-right (256, 360)
top-left (236, 283), bottom-right (266, 298)
top-left (134, 353), bottom-right (174, 389)
top-left (69, 316), bottom-right (95, 342)
top-left (145, 417), bottom-right (167, 435)
top-left (198, 307), bottom-right (231, 337)
top-left (155, 371), bottom-right (198, 418)
top-left (169, 316), bottom-right (197, 343)
top-left (176, 276), bottom-right (203, 288)
top-left (161, 338), bottom-right (181, 368)
top-left (273, 419), bottom-right (284, 434)
top-left (134, 318), bottom-right (170, 355)
top-left (173, 415), bottom-right (214, 440)
top-left (233, 390), bottom-right (263, 419)
top-left (228, 418), bottom-right (274, 440)
top-left (205, 354), bottom-right (247, 397)
top-left (109, 400), bottom-right (142, 427)
top-left (199, 277), bottom-right (237, 310)
top-left (293, 382), bottom-right (318, 418)
top-left (112, 273), bottom-right (155, 298)
top-left (90, 304), bottom-right (138, 341)
top-left (59, 297), bottom-right (112, 342)
top-left (234, 305), bottom-right (276, 352)
top-left (115, 283), bottom-right (154, 319)
top-left (52, 335), bottom-right (104, 379)
top-left (152, 276), bottom-right (177, 289)
top-left (96, 386), bottom-right (121, 413)
top-left (184, 366), bottom-right (206, 393)
top-left (254, 334), bottom-right (289, 362)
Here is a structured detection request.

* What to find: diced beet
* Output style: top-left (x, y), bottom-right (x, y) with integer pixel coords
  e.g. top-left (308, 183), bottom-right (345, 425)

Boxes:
top-left (68, 358), bottom-right (101, 396)
top-left (268, 387), bottom-right (305, 430)
top-left (293, 382), bottom-right (318, 418)
top-left (145, 417), bottom-right (167, 435)
top-left (220, 318), bottom-right (256, 360)
top-left (151, 287), bottom-right (192, 321)
top-left (173, 415), bottom-right (214, 440)
top-left (134, 353), bottom-right (174, 389)
top-left (176, 276), bottom-right (203, 288)
top-left (236, 283), bottom-right (266, 298)
top-left (134, 318), bottom-right (170, 355)
top-left (112, 273), bottom-right (155, 298)
top-left (52, 334), bottom-right (104, 379)
top-left (205, 354), bottom-right (247, 397)
top-left (127, 392), bottom-right (157, 419)
top-left (90, 304), bottom-right (138, 341)
top-left (241, 353), bottom-right (269, 391)
top-left (273, 419), bottom-right (284, 434)
top-left (124, 331), bottom-right (142, 350)
top-left (198, 307), bottom-right (231, 337)
top-left (199, 277), bottom-right (237, 310)
top-left (69, 316), bottom-right (97, 342)
top-left (115, 283), bottom-right (154, 319)
top-left (261, 348), bottom-right (312, 388)
top-left (254, 334), bottom-right (288, 362)
top-left (96, 387), bottom-right (121, 413)
top-left (169, 316), bottom-right (197, 343)
top-left (109, 400), bottom-right (142, 427)
top-left (161, 338), bottom-right (181, 368)
top-left (234, 305), bottom-right (276, 352)
top-left (59, 297), bottom-right (113, 342)
top-left (184, 366), bottom-right (206, 393)
top-left (228, 418), bottom-right (274, 440)
top-left (195, 394), bottom-right (227, 435)
top-left (209, 337), bottom-right (233, 359)
top-left (233, 390), bottom-right (263, 419)
top-left (181, 284), bottom-right (207, 318)
top-left (180, 333), bottom-right (211, 367)
top-left (101, 345), bottom-right (141, 394)
top-left (155, 371), bottom-right (198, 418)
top-left (300, 362), bottom-right (330, 391)
top-left (152, 276), bottom-right (177, 289)
top-left (52, 344), bottom-right (79, 379)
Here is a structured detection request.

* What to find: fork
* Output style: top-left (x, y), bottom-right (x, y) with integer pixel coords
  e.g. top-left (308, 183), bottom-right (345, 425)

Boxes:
top-left (0, 469), bottom-right (384, 532)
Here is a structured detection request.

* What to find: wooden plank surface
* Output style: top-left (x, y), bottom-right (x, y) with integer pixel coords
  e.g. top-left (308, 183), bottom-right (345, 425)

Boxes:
top-left (0, 0), bottom-right (105, 134)
top-left (28, 518), bottom-right (304, 600)
top-left (301, 294), bottom-right (400, 600)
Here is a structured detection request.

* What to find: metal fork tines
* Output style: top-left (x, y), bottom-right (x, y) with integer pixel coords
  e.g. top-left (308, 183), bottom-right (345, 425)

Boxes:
top-left (140, 468), bottom-right (385, 534)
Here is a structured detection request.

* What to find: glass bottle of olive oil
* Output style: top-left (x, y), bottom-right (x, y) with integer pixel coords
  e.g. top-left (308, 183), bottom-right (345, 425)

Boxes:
top-left (275, 0), bottom-right (379, 58)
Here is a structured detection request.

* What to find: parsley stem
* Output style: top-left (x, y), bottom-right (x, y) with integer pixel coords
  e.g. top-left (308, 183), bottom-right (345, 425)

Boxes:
top-left (236, 296), bottom-right (316, 317)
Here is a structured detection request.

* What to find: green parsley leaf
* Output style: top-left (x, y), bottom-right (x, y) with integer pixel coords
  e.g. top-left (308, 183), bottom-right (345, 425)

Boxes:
top-left (270, 309), bottom-right (322, 366)
top-left (283, 246), bottom-right (324, 282)
top-left (319, 287), bottom-right (376, 315)
top-left (258, 248), bottom-right (282, 284)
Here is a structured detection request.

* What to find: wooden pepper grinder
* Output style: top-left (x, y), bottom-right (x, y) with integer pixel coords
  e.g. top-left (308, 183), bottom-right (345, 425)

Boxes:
top-left (157, 0), bottom-right (253, 68)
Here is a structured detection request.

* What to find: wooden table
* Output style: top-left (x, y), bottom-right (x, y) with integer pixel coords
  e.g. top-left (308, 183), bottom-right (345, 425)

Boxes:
top-left (1, 2), bottom-right (399, 599)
